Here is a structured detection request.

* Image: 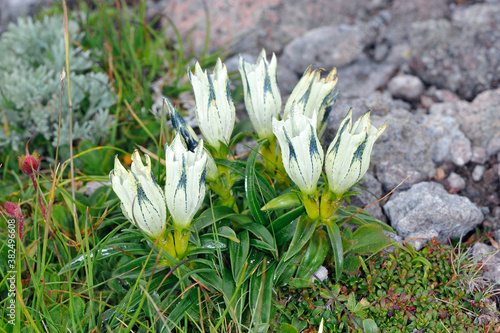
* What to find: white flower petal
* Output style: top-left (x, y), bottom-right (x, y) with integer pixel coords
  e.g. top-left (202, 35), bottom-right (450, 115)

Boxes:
top-left (273, 112), bottom-right (323, 195)
top-left (189, 59), bottom-right (235, 150)
top-left (239, 49), bottom-right (281, 139)
top-left (284, 67), bottom-right (338, 136)
top-left (325, 110), bottom-right (386, 196)
top-left (110, 152), bottom-right (167, 238)
top-left (165, 134), bottom-right (207, 229)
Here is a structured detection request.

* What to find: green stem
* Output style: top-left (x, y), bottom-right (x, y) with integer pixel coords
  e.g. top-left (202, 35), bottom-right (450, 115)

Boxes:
top-left (157, 231), bottom-right (176, 264)
top-left (320, 190), bottom-right (343, 221)
top-left (260, 138), bottom-right (277, 175)
top-left (209, 165), bottom-right (236, 209)
top-left (300, 193), bottom-right (320, 221)
top-left (275, 145), bottom-right (288, 186)
top-left (174, 229), bottom-right (190, 259)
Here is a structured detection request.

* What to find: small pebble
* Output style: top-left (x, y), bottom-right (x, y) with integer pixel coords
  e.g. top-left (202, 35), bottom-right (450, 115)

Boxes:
top-left (472, 165), bottom-right (486, 182)
top-left (471, 146), bottom-right (488, 164)
top-left (447, 172), bottom-right (466, 191)
top-left (311, 266), bottom-right (328, 283)
top-left (450, 138), bottom-right (472, 166)
top-left (434, 167), bottom-right (446, 180)
top-left (387, 74), bottom-right (425, 101)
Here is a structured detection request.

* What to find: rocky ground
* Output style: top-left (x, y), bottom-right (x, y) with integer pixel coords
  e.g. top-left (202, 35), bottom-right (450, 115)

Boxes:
top-left (3, 0), bottom-right (500, 287)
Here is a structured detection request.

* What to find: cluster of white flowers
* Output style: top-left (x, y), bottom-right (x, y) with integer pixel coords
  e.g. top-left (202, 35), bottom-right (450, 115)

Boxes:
top-left (110, 49), bottom-right (386, 240)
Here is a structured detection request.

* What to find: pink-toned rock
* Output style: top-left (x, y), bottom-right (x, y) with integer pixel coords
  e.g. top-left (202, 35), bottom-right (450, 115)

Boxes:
top-left (158, 0), bottom-right (375, 55)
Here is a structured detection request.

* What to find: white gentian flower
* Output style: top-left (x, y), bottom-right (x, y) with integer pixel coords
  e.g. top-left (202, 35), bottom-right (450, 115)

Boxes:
top-left (164, 97), bottom-right (199, 151)
top-left (110, 151), bottom-right (167, 238)
top-left (164, 97), bottom-right (218, 181)
top-left (272, 105), bottom-right (324, 195)
top-left (165, 134), bottom-right (208, 229)
top-left (238, 50), bottom-right (281, 140)
top-left (283, 67), bottom-right (338, 136)
top-left (188, 59), bottom-right (235, 150)
top-left (325, 109), bottom-right (387, 196)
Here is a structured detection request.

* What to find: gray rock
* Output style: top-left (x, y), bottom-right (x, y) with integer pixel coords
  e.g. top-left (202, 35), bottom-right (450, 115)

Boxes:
top-left (405, 229), bottom-right (439, 251)
top-left (371, 108), bottom-right (435, 191)
top-left (390, 0), bottom-right (448, 23)
top-left (82, 181), bottom-right (111, 197)
top-left (472, 165), bottom-right (486, 182)
top-left (349, 172), bottom-right (387, 222)
top-left (338, 56), bottom-right (397, 98)
top-left (471, 146), bottom-right (489, 164)
top-left (422, 114), bottom-right (471, 166)
top-left (224, 53), bottom-right (256, 74)
top-left (0, 0), bottom-right (51, 33)
top-left (425, 87), bottom-right (460, 104)
top-left (382, 0), bottom-right (449, 50)
top-left (408, 16), bottom-right (500, 100)
top-left (454, 88), bottom-right (500, 157)
top-left (281, 25), bottom-right (365, 74)
top-left (387, 74), bottom-right (425, 101)
top-left (428, 101), bottom-right (470, 117)
top-left (451, 3), bottom-right (500, 34)
top-left (326, 105), bottom-right (435, 193)
top-left (447, 172), bottom-right (466, 191)
top-left (375, 161), bottom-right (423, 192)
top-left (471, 243), bottom-right (500, 285)
top-left (332, 91), bottom-right (410, 124)
top-left (383, 230), bottom-right (403, 252)
top-left (384, 182), bottom-right (484, 240)
top-left (450, 138), bottom-right (473, 167)
top-left (277, 63), bottom-right (299, 96)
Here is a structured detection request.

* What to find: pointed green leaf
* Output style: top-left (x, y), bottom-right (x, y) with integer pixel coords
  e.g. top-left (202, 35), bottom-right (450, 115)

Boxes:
top-left (261, 192), bottom-right (300, 211)
top-left (250, 261), bottom-right (276, 328)
top-left (348, 224), bottom-right (391, 254)
top-left (245, 141), bottom-right (269, 225)
top-left (295, 229), bottom-right (329, 279)
top-left (283, 215), bottom-right (317, 262)
top-left (230, 230), bottom-right (250, 280)
top-left (194, 206), bottom-right (252, 231)
top-left (337, 206), bottom-right (394, 232)
top-left (212, 226), bottom-right (240, 243)
top-left (326, 220), bottom-right (343, 281)
top-left (240, 223), bottom-right (275, 251)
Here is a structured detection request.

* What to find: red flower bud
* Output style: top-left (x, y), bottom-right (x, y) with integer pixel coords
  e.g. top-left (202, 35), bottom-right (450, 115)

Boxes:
top-left (4, 201), bottom-right (20, 218)
top-left (3, 201), bottom-right (25, 242)
top-left (18, 139), bottom-right (40, 175)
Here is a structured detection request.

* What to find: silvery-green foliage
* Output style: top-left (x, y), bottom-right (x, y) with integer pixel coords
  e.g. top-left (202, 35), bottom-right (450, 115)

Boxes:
top-left (0, 15), bottom-right (115, 151)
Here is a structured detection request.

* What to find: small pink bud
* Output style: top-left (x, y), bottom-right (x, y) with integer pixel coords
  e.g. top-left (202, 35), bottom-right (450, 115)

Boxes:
top-left (18, 139), bottom-right (40, 175)
top-left (3, 201), bottom-right (25, 242)
top-left (4, 201), bottom-right (20, 218)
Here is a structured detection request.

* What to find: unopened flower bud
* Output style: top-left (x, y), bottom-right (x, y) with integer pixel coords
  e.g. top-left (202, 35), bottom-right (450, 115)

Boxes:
top-left (18, 139), bottom-right (40, 175)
